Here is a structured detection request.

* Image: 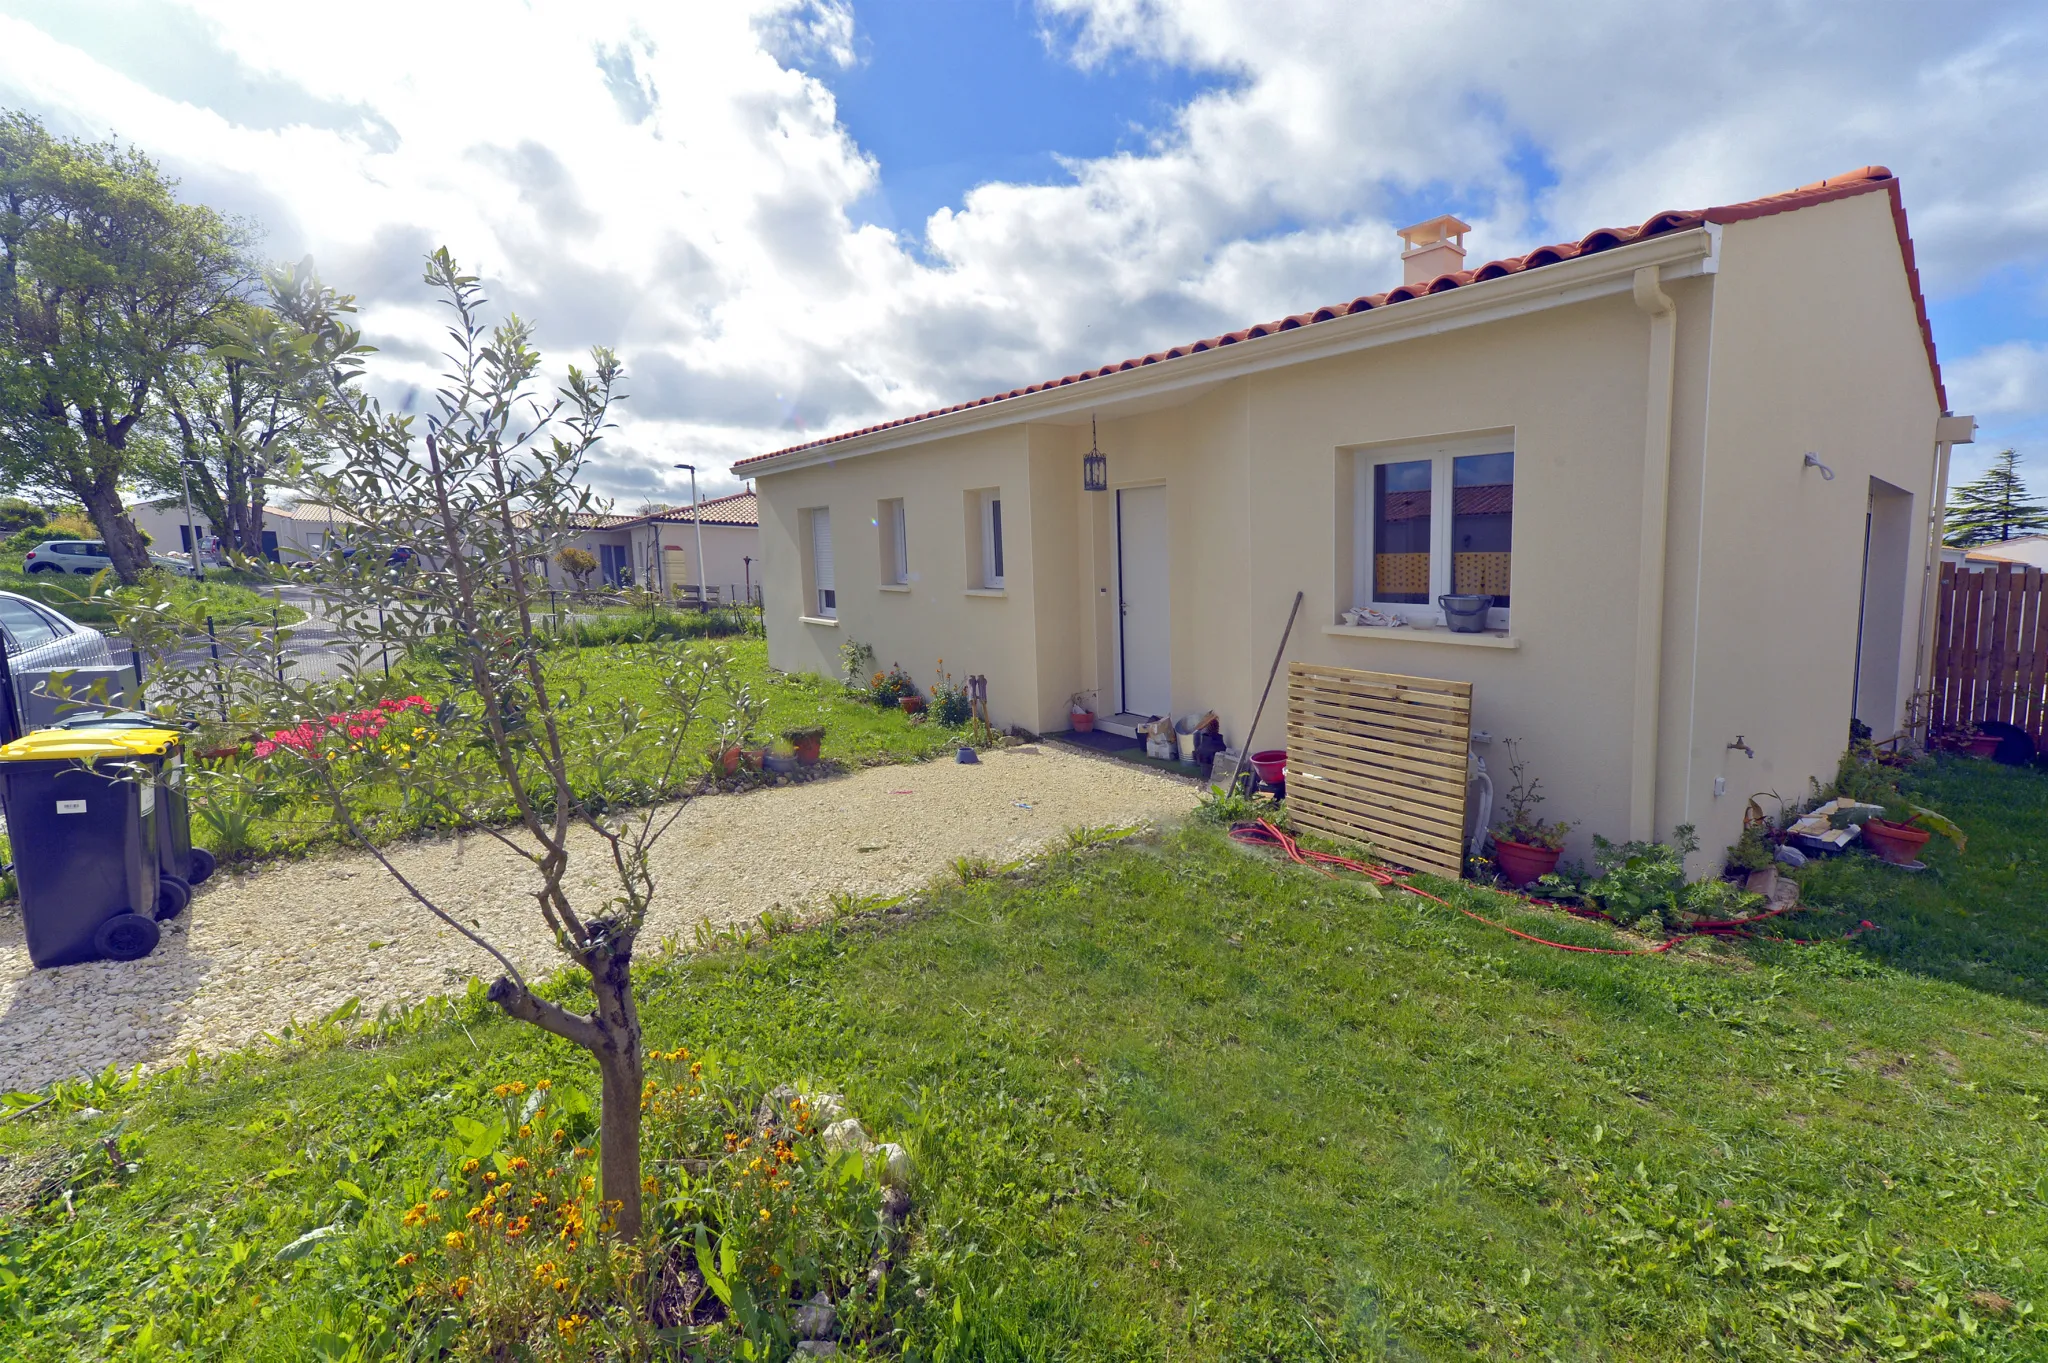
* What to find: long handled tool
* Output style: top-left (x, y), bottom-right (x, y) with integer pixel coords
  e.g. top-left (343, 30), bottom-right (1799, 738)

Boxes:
top-left (1229, 590), bottom-right (1303, 795)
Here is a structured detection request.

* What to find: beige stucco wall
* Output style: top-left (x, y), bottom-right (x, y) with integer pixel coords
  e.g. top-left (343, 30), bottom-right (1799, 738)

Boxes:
top-left (758, 195), bottom-right (1941, 874)
top-left (1672, 192), bottom-right (1941, 863)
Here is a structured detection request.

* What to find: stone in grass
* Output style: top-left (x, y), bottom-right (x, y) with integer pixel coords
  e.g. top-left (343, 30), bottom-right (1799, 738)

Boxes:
top-left (794, 1291), bottom-right (837, 1340)
top-left (874, 1141), bottom-right (912, 1190)
top-left (754, 1084), bottom-right (801, 1132)
top-left (795, 1344), bottom-right (838, 1357)
top-left (821, 1118), bottom-right (868, 1154)
top-left (880, 1185), bottom-right (912, 1229)
top-left (807, 1091), bottom-right (848, 1126)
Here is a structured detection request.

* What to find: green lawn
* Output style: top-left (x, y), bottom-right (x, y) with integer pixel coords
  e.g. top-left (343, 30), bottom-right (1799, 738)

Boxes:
top-left (175, 637), bottom-right (969, 864)
top-left (0, 567), bottom-right (305, 629)
top-left (3, 759), bottom-right (2044, 1359)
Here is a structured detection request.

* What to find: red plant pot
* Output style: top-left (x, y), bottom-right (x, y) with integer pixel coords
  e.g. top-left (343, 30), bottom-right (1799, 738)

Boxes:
top-left (1070, 711), bottom-right (1096, 733)
top-left (1493, 836), bottom-right (1562, 888)
top-left (1248, 749), bottom-right (1288, 786)
top-left (1862, 816), bottom-right (1931, 865)
top-left (899, 696), bottom-right (925, 714)
top-left (793, 736), bottom-right (822, 764)
top-left (1963, 733), bottom-right (2001, 759)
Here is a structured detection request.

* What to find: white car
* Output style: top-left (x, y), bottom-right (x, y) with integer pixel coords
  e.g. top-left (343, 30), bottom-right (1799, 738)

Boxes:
top-left (23, 539), bottom-right (200, 578)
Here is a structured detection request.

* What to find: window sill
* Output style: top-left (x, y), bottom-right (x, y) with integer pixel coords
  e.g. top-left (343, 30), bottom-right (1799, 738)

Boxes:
top-left (799, 615), bottom-right (840, 627)
top-left (879, 584), bottom-right (911, 593)
top-left (964, 587), bottom-right (1007, 598)
top-left (1322, 623), bottom-right (1518, 649)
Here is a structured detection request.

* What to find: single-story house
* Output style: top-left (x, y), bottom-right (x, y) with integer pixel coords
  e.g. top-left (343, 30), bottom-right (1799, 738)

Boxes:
top-left (1942, 536), bottom-right (2048, 572)
top-left (124, 497), bottom-right (358, 562)
top-left (744, 166), bottom-right (1974, 874)
top-left (538, 492), bottom-right (761, 602)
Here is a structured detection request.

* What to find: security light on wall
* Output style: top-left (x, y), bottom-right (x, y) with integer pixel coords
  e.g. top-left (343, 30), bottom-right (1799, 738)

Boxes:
top-left (1082, 415), bottom-right (1108, 492)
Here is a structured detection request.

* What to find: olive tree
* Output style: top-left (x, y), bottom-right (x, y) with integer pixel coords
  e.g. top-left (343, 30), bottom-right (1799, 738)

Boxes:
top-left (119, 251), bottom-right (740, 1239)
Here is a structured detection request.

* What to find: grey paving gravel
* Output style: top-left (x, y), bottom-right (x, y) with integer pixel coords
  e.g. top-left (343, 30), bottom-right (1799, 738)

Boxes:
top-left (0, 746), bottom-right (1199, 1091)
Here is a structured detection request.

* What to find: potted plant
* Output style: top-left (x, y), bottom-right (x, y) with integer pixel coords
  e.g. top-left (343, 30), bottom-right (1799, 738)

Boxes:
top-left (1489, 740), bottom-right (1573, 887)
top-left (1725, 823), bottom-right (1779, 896)
top-left (1862, 804), bottom-right (1966, 866)
top-left (1069, 690), bottom-right (1097, 733)
top-left (899, 694), bottom-right (925, 715)
top-left (1961, 725), bottom-right (2002, 759)
top-left (784, 726), bottom-right (825, 765)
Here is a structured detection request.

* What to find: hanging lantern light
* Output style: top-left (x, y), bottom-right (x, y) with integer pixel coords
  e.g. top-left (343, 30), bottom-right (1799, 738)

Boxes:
top-left (1082, 415), bottom-right (1108, 492)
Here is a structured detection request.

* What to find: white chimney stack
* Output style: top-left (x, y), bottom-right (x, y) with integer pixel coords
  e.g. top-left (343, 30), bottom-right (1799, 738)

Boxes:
top-left (1397, 214), bottom-right (1472, 286)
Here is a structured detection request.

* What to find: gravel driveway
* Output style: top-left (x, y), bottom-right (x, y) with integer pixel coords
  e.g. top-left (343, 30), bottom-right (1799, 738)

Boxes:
top-left (0, 747), bottom-right (1199, 1091)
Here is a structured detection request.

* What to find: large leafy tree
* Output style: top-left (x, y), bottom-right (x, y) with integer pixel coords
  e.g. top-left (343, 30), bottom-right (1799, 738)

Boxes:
top-left (145, 260), bottom-right (362, 560)
top-left (1945, 448), bottom-right (2048, 547)
top-left (0, 110), bottom-right (252, 582)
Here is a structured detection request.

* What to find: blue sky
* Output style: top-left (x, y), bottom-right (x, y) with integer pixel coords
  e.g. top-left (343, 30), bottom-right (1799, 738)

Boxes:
top-left (1, 0), bottom-right (2043, 500)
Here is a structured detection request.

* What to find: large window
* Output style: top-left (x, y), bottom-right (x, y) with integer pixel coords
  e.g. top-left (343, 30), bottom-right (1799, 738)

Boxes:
top-left (805, 507), bottom-right (836, 618)
top-left (878, 498), bottom-right (909, 585)
top-left (1355, 438), bottom-right (1513, 628)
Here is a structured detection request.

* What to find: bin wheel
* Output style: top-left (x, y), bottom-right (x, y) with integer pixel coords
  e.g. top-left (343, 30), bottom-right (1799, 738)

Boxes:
top-left (187, 847), bottom-right (217, 885)
top-left (156, 875), bottom-right (192, 921)
top-left (95, 913), bottom-right (160, 962)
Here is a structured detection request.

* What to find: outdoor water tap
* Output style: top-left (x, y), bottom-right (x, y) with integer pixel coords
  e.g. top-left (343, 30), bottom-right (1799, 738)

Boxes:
top-left (1728, 735), bottom-right (1755, 759)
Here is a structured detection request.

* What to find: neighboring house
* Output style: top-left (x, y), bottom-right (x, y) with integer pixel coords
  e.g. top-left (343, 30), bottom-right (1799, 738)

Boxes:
top-left (539, 492), bottom-right (761, 601)
top-left (125, 497), bottom-right (358, 563)
top-left (1943, 536), bottom-right (2048, 572)
top-left (744, 166), bottom-right (1970, 872)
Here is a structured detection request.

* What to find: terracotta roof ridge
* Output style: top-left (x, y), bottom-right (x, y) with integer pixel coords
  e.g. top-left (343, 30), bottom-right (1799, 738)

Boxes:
top-left (738, 166), bottom-right (1932, 467)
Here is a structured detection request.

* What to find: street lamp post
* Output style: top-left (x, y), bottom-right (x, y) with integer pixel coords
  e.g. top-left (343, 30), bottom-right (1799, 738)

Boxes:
top-left (178, 456), bottom-right (204, 580)
top-left (673, 463), bottom-right (705, 609)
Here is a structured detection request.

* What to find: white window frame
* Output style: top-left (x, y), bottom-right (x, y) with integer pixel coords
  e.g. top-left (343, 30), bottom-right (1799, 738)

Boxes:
top-left (879, 497), bottom-right (909, 586)
top-left (979, 491), bottom-right (1005, 589)
top-left (1352, 433), bottom-right (1513, 631)
top-left (806, 506), bottom-right (837, 619)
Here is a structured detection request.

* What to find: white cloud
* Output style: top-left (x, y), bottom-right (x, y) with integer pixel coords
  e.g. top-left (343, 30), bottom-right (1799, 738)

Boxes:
top-left (1949, 341), bottom-right (2048, 417)
top-left (2, 0), bottom-right (2044, 502)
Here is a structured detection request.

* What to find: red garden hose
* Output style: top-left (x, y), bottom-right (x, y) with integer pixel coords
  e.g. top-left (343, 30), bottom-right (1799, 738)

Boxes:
top-left (1227, 819), bottom-right (1873, 956)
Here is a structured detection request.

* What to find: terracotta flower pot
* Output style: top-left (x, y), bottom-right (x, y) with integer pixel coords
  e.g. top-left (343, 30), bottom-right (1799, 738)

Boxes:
top-left (1964, 733), bottom-right (2001, 759)
top-left (1071, 710), bottom-right (1095, 733)
top-left (1492, 836), bottom-right (1562, 888)
top-left (720, 746), bottom-right (743, 775)
top-left (792, 734), bottom-right (822, 764)
top-left (1862, 816), bottom-right (1931, 865)
top-left (899, 696), bottom-right (925, 714)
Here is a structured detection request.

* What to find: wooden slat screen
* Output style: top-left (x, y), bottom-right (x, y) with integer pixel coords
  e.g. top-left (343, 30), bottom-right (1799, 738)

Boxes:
top-left (1929, 562), bottom-right (2048, 744)
top-left (1286, 662), bottom-right (1471, 878)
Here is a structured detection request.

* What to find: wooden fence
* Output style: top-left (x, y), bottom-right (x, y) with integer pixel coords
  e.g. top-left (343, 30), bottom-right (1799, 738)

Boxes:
top-left (1285, 662), bottom-right (1472, 878)
top-left (1929, 562), bottom-right (2048, 743)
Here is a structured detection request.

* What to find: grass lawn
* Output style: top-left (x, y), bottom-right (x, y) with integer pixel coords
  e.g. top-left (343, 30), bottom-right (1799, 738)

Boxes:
top-left (170, 637), bottom-right (969, 864)
top-left (3, 757), bottom-right (2043, 1359)
top-left (0, 567), bottom-right (306, 629)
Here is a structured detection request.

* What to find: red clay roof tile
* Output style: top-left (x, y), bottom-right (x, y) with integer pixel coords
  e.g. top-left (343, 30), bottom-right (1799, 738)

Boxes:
top-left (738, 167), bottom-right (1934, 470)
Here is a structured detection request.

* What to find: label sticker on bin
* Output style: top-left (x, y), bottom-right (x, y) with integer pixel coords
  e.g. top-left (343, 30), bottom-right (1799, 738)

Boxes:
top-left (56, 799), bottom-right (86, 814)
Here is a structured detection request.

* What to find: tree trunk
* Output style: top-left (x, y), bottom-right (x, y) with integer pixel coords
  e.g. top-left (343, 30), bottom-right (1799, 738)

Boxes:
top-left (74, 472), bottom-right (152, 585)
top-left (590, 950), bottom-right (645, 1241)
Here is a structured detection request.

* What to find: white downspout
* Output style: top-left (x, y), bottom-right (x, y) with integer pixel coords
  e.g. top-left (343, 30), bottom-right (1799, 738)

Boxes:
top-left (1629, 265), bottom-right (1678, 842)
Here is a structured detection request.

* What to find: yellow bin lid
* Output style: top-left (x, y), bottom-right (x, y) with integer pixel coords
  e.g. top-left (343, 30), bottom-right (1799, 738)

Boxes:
top-left (0, 727), bottom-right (183, 762)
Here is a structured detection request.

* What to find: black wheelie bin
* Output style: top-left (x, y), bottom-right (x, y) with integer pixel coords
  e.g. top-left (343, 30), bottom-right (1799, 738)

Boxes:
top-left (0, 727), bottom-right (178, 966)
top-left (52, 711), bottom-right (213, 901)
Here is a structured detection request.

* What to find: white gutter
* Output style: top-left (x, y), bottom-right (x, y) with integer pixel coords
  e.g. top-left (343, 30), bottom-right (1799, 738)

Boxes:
top-left (742, 228), bottom-right (1718, 479)
top-left (1628, 264), bottom-right (1679, 843)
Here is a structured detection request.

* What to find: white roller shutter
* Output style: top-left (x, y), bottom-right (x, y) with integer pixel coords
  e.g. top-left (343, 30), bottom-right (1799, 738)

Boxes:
top-left (810, 508), bottom-right (836, 616)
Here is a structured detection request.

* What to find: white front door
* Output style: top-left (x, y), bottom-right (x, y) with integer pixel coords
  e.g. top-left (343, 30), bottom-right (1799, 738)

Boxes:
top-left (1117, 484), bottom-right (1171, 716)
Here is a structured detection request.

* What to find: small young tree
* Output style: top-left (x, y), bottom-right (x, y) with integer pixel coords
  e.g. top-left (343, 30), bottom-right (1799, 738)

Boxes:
top-left (1945, 448), bottom-right (2048, 546)
top-left (118, 251), bottom-right (740, 1240)
top-left (555, 544), bottom-right (599, 591)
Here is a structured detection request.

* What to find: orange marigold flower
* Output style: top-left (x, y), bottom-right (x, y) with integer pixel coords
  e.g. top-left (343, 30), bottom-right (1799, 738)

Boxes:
top-left (573, 1147), bottom-right (593, 1159)
top-left (460, 1158), bottom-right (480, 1174)
top-left (394, 1253), bottom-right (418, 1268)
top-left (536, 1079), bottom-right (551, 1090)
top-left (451, 1274), bottom-right (472, 1300)
top-left (482, 1172), bottom-right (497, 1184)
top-left (444, 1231), bottom-right (466, 1250)
top-left (429, 1188), bottom-right (450, 1201)
top-left (509, 1157), bottom-right (530, 1172)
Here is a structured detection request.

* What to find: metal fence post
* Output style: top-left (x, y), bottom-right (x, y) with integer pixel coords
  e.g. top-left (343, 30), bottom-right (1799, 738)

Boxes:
top-left (206, 615), bottom-right (226, 720)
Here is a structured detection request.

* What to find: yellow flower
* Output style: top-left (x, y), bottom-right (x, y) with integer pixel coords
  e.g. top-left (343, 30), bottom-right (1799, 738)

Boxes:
top-left (393, 1253), bottom-right (418, 1268)
top-left (443, 1230), bottom-right (466, 1250)
top-left (460, 1158), bottom-right (480, 1174)
top-left (759, 1207), bottom-right (772, 1222)
top-left (451, 1275), bottom-right (472, 1300)
top-left (429, 1188), bottom-right (450, 1201)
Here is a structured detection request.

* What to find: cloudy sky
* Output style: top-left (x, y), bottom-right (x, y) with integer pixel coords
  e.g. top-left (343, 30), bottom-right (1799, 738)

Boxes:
top-left (3, 0), bottom-right (2044, 505)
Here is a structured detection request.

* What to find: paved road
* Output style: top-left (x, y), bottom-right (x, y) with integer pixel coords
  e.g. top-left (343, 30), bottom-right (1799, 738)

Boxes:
top-left (110, 586), bottom-right (382, 686)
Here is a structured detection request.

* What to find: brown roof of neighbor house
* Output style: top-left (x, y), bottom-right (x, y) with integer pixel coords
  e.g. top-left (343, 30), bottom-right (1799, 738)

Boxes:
top-left (634, 489), bottom-right (758, 528)
top-left (736, 167), bottom-right (1941, 469)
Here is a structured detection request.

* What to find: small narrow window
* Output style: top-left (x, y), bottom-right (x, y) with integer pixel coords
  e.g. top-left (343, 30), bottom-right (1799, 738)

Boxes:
top-left (878, 498), bottom-right (908, 585)
top-left (982, 494), bottom-right (1005, 588)
top-left (808, 507), bottom-right (837, 618)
